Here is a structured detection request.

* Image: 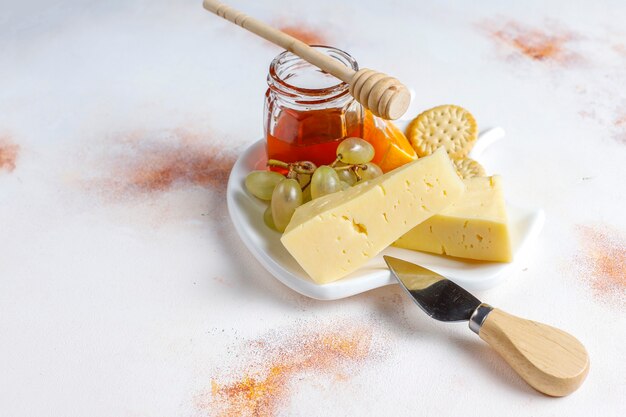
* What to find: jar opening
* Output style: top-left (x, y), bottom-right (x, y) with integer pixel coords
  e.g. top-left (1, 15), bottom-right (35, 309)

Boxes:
top-left (268, 46), bottom-right (358, 100)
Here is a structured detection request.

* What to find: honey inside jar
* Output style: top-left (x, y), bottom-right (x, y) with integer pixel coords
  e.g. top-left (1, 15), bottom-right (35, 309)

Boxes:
top-left (264, 46), bottom-right (363, 168)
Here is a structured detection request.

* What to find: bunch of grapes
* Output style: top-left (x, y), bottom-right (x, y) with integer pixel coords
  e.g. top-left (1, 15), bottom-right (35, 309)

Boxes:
top-left (245, 138), bottom-right (383, 232)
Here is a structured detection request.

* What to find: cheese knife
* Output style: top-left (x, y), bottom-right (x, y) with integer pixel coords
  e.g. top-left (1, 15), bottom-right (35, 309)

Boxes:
top-left (384, 256), bottom-right (589, 397)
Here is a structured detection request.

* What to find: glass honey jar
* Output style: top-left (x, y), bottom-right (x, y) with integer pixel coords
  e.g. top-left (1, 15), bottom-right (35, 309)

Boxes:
top-left (264, 46), bottom-right (364, 168)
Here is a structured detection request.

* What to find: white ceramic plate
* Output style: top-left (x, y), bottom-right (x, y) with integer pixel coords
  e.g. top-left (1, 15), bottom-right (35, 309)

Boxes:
top-left (226, 127), bottom-right (545, 300)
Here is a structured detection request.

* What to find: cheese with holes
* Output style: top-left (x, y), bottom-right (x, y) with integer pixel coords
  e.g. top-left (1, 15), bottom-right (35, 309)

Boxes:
top-left (394, 176), bottom-right (512, 262)
top-left (280, 148), bottom-right (465, 284)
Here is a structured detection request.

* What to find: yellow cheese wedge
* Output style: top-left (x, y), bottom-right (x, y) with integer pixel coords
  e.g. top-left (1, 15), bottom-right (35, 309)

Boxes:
top-left (394, 176), bottom-right (512, 262)
top-left (281, 148), bottom-right (465, 284)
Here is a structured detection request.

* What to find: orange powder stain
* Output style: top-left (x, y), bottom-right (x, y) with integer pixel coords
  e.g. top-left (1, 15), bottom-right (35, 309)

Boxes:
top-left (98, 128), bottom-right (238, 195)
top-left (575, 225), bottom-right (626, 307)
top-left (578, 110), bottom-right (597, 120)
top-left (613, 113), bottom-right (626, 145)
top-left (277, 24), bottom-right (328, 45)
top-left (613, 43), bottom-right (626, 57)
top-left (578, 105), bottom-right (626, 147)
top-left (196, 325), bottom-right (378, 417)
top-left (615, 114), bottom-right (626, 127)
top-left (0, 134), bottom-right (19, 173)
top-left (212, 276), bottom-right (233, 287)
top-left (483, 20), bottom-right (579, 64)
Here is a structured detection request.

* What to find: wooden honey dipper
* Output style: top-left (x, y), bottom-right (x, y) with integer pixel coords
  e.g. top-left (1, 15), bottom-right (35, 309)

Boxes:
top-left (202, 0), bottom-right (411, 120)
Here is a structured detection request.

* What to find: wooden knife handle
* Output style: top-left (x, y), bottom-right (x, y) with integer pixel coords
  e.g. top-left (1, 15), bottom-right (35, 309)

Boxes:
top-left (477, 308), bottom-right (589, 396)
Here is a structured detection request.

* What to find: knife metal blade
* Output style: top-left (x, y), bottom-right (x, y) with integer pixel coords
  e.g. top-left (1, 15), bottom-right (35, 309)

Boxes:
top-left (384, 256), bottom-right (482, 322)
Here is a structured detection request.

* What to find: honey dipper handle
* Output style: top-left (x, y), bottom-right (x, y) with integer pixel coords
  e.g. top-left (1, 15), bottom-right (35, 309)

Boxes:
top-left (202, 0), bottom-right (411, 119)
top-left (202, 0), bottom-right (354, 83)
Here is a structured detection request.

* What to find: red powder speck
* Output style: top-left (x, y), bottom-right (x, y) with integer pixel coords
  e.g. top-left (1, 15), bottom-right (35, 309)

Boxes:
top-left (483, 20), bottom-right (579, 64)
top-left (0, 134), bottom-right (19, 173)
top-left (97, 128), bottom-right (238, 195)
top-left (196, 324), bottom-right (381, 417)
top-left (277, 24), bottom-right (328, 45)
top-left (575, 225), bottom-right (626, 307)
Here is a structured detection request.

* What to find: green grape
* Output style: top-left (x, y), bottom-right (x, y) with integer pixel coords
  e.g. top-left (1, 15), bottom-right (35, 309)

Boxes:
top-left (334, 163), bottom-right (357, 185)
top-left (271, 179), bottom-right (303, 232)
top-left (302, 186), bottom-right (312, 203)
top-left (245, 170), bottom-right (285, 200)
top-left (339, 181), bottom-right (351, 191)
top-left (263, 205), bottom-right (277, 231)
top-left (358, 162), bottom-right (384, 182)
top-left (297, 173), bottom-right (311, 188)
top-left (336, 137), bottom-right (375, 165)
top-left (311, 166), bottom-right (342, 199)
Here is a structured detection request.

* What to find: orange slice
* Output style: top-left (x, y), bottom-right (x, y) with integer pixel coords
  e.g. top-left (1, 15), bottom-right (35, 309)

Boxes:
top-left (362, 111), bottom-right (417, 172)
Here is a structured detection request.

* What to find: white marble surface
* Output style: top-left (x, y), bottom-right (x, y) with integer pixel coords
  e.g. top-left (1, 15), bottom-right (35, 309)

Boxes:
top-left (1, 0), bottom-right (625, 416)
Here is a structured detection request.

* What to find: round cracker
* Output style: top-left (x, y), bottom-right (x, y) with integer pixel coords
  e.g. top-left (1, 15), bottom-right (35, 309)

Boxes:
top-left (453, 157), bottom-right (486, 179)
top-left (406, 105), bottom-right (478, 158)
